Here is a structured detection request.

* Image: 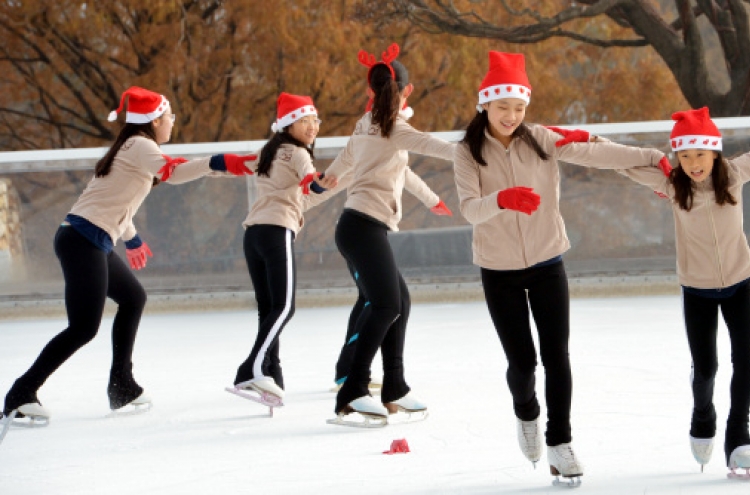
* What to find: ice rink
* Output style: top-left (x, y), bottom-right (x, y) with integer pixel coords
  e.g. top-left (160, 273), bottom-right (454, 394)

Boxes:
top-left (1, 296), bottom-right (749, 494)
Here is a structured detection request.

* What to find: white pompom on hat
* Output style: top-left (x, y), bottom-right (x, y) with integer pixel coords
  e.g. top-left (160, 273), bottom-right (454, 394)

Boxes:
top-left (107, 86), bottom-right (169, 124)
top-left (670, 107), bottom-right (722, 152)
top-left (271, 92), bottom-right (317, 133)
top-left (476, 51), bottom-right (532, 112)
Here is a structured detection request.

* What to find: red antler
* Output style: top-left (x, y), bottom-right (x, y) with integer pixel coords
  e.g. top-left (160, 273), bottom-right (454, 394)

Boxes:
top-left (358, 50), bottom-right (377, 68)
top-left (381, 43), bottom-right (400, 64)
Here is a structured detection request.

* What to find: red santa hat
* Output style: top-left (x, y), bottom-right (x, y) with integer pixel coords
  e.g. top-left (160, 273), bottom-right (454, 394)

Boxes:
top-left (670, 107), bottom-right (722, 152)
top-left (477, 51), bottom-right (532, 111)
top-left (107, 86), bottom-right (170, 124)
top-left (271, 92), bottom-right (318, 133)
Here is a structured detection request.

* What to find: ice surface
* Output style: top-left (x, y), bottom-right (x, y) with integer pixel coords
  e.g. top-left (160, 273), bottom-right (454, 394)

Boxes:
top-left (1, 296), bottom-right (748, 494)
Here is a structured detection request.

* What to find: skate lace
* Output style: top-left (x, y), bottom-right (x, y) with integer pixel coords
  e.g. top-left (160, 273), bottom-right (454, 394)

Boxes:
top-left (556, 445), bottom-right (575, 463)
top-left (521, 422), bottom-right (538, 440)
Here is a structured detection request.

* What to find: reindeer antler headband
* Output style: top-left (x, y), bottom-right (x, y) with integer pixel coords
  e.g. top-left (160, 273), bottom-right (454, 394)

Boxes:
top-left (358, 43), bottom-right (400, 83)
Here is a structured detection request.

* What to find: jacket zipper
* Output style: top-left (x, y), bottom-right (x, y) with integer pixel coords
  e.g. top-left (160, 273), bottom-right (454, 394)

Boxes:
top-left (505, 145), bottom-right (528, 267)
top-left (706, 195), bottom-right (725, 287)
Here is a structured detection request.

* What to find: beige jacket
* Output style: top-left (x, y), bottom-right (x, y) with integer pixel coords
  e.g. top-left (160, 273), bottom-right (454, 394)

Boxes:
top-left (453, 125), bottom-right (665, 270)
top-left (242, 144), bottom-right (316, 234)
top-left (324, 111), bottom-right (454, 231)
top-left (617, 154), bottom-right (750, 289)
top-left (69, 136), bottom-right (213, 244)
top-left (303, 166), bottom-right (441, 216)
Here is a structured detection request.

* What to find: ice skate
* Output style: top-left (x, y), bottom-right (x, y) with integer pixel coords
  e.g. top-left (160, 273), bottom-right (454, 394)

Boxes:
top-left (728, 445), bottom-right (750, 480)
top-left (383, 393), bottom-right (428, 423)
top-left (690, 436), bottom-right (713, 472)
top-left (106, 391), bottom-right (152, 418)
top-left (0, 402), bottom-right (50, 446)
top-left (327, 396), bottom-right (388, 428)
top-left (548, 443), bottom-right (583, 488)
top-left (107, 371), bottom-right (151, 417)
top-left (517, 417), bottom-right (542, 466)
top-left (2, 385), bottom-right (50, 433)
top-left (226, 378), bottom-right (284, 417)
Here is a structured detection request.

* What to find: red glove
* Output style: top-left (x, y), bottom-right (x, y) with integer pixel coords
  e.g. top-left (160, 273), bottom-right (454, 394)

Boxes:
top-left (223, 154), bottom-right (256, 176)
top-left (430, 200), bottom-right (452, 216)
top-left (657, 156), bottom-right (672, 178)
top-left (497, 186), bottom-right (541, 215)
top-left (546, 126), bottom-right (590, 147)
top-left (126, 243), bottom-right (153, 270)
top-left (299, 172), bottom-right (320, 195)
top-left (158, 154), bottom-right (188, 182)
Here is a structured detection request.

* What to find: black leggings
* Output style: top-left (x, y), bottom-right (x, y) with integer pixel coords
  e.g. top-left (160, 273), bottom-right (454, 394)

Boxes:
top-left (13, 225), bottom-right (146, 394)
top-left (334, 261), bottom-right (368, 384)
top-left (334, 210), bottom-right (410, 412)
top-left (235, 225), bottom-right (296, 389)
top-left (683, 284), bottom-right (750, 461)
top-left (481, 260), bottom-right (572, 446)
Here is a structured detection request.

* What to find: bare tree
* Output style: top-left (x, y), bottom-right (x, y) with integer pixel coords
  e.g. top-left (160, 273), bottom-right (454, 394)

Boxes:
top-left (357, 0), bottom-right (750, 116)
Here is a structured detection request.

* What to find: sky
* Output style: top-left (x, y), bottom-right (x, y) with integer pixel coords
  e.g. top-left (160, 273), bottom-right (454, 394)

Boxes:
top-left (1, 296), bottom-right (749, 494)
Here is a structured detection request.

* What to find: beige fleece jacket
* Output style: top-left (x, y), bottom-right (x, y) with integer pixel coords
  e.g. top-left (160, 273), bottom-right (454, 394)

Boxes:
top-left (453, 125), bottom-right (665, 270)
top-left (324, 111), bottom-right (454, 231)
top-left (617, 153), bottom-right (750, 289)
top-left (68, 136), bottom-right (213, 244)
top-left (242, 144), bottom-right (316, 234)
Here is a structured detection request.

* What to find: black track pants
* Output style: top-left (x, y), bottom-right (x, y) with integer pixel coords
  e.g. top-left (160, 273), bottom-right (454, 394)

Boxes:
top-left (481, 260), bottom-right (572, 446)
top-left (334, 261), bottom-right (368, 384)
top-left (12, 225), bottom-right (146, 394)
top-left (235, 225), bottom-right (296, 389)
top-left (334, 210), bottom-right (410, 412)
top-left (683, 284), bottom-right (750, 462)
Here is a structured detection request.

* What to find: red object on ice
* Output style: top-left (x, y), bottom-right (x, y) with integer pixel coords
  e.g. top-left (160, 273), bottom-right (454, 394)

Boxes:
top-left (383, 438), bottom-right (410, 454)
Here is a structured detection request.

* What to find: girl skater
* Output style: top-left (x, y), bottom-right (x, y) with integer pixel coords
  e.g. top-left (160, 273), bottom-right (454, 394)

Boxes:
top-left (1, 86), bottom-right (254, 426)
top-left (452, 51), bottom-right (668, 484)
top-left (613, 107), bottom-right (750, 478)
top-left (332, 169), bottom-right (452, 391)
top-left (227, 92), bottom-right (331, 407)
top-left (317, 43), bottom-right (455, 426)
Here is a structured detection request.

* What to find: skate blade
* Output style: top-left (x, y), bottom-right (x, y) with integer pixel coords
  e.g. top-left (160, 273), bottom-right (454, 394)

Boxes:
top-left (552, 475), bottom-right (582, 488)
top-left (0, 410), bottom-right (17, 446)
top-left (106, 401), bottom-right (152, 418)
top-left (326, 411), bottom-right (387, 428)
top-left (2, 409), bottom-right (50, 429)
top-left (387, 409), bottom-right (429, 425)
top-left (728, 468), bottom-right (750, 480)
top-left (225, 386), bottom-right (283, 417)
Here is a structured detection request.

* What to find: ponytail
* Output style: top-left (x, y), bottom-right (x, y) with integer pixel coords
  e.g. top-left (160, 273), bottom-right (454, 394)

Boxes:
top-left (369, 64), bottom-right (401, 138)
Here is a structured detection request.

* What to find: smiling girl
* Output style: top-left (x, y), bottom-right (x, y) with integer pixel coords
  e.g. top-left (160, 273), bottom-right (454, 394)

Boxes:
top-left (453, 51), bottom-right (668, 485)
top-left (616, 107), bottom-right (750, 479)
top-left (227, 93), bottom-right (327, 407)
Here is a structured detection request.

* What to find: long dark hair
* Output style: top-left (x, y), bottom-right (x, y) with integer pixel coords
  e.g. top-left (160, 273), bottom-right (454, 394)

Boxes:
top-left (460, 110), bottom-right (549, 166)
top-left (671, 152), bottom-right (735, 211)
top-left (257, 130), bottom-right (314, 177)
top-left (95, 123), bottom-right (158, 177)
top-left (370, 60), bottom-right (409, 138)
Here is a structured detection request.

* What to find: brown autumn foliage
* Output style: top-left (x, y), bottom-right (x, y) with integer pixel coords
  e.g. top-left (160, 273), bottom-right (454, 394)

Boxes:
top-left (0, 0), bottom-right (687, 152)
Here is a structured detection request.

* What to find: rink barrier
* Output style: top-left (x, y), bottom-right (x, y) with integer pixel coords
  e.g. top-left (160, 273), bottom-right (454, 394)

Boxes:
top-left (4, 117), bottom-right (747, 318)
